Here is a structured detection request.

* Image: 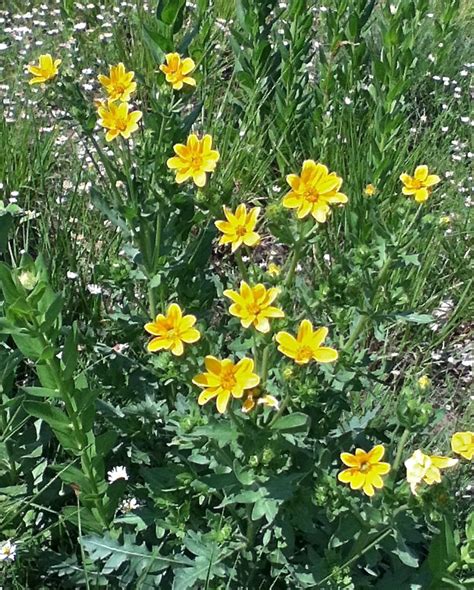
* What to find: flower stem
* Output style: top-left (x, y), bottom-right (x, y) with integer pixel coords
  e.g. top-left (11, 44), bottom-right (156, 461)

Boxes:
top-left (234, 249), bottom-right (249, 283)
top-left (392, 427), bottom-right (411, 474)
top-left (284, 240), bottom-right (301, 289)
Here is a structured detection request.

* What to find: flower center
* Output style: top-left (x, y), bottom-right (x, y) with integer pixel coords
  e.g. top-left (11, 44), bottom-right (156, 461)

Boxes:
top-left (304, 189), bottom-right (319, 203)
top-left (220, 367), bottom-right (236, 390)
top-left (248, 302), bottom-right (261, 315)
top-left (115, 83), bottom-right (126, 94)
top-left (411, 179), bottom-right (423, 189)
top-left (189, 154), bottom-right (203, 170)
top-left (359, 462), bottom-right (371, 473)
top-left (116, 118), bottom-right (128, 131)
top-left (296, 345), bottom-right (313, 362)
top-left (235, 225), bottom-right (247, 237)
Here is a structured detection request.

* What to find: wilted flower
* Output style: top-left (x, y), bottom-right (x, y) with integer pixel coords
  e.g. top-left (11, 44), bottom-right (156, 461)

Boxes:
top-left (145, 303), bottom-right (200, 356)
top-left (267, 263), bottom-right (281, 277)
top-left (107, 466), bottom-right (129, 484)
top-left (364, 183), bottom-right (376, 197)
top-left (418, 375), bottom-right (431, 390)
top-left (283, 160), bottom-right (348, 223)
top-left (0, 539), bottom-right (16, 562)
top-left (97, 102), bottom-right (142, 142)
top-left (242, 389), bottom-right (279, 413)
top-left (276, 320), bottom-right (338, 365)
top-left (451, 431), bottom-right (474, 460)
top-left (98, 63), bottom-right (137, 102)
top-left (400, 165), bottom-right (441, 203)
top-left (160, 53), bottom-right (196, 90)
top-left (27, 54), bottom-right (61, 85)
top-left (224, 281), bottom-right (284, 333)
top-left (215, 204), bottom-right (260, 253)
top-left (193, 356), bottom-right (260, 413)
top-left (338, 445), bottom-right (391, 497)
top-left (167, 134), bottom-right (219, 187)
top-left (405, 450), bottom-right (457, 495)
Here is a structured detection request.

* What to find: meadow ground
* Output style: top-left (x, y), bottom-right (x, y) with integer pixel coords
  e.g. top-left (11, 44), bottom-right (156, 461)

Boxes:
top-left (0, 0), bottom-right (473, 588)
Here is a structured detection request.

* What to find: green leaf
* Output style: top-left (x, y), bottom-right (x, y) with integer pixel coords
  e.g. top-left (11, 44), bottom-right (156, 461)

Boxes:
top-left (0, 262), bottom-right (19, 302)
top-left (428, 516), bottom-right (459, 581)
top-left (23, 386), bottom-right (62, 399)
top-left (23, 400), bottom-right (71, 431)
top-left (62, 322), bottom-right (78, 380)
top-left (270, 412), bottom-right (310, 433)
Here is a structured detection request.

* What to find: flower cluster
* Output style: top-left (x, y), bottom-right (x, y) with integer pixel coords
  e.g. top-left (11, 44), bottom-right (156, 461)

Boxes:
top-left (337, 430), bottom-right (473, 498)
top-left (96, 63), bottom-right (142, 142)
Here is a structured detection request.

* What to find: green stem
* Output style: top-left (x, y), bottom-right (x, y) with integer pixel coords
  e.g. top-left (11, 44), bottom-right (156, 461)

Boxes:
top-left (343, 313), bottom-right (369, 351)
top-left (284, 240), bottom-right (301, 289)
top-left (235, 249), bottom-right (249, 283)
top-left (269, 391), bottom-right (291, 426)
top-left (392, 427), bottom-right (411, 474)
top-left (260, 345), bottom-right (271, 387)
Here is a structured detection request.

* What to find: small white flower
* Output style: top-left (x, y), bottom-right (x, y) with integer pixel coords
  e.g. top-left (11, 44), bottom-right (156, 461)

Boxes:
top-left (67, 271), bottom-right (78, 280)
top-left (107, 466), bottom-right (129, 484)
top-left (86, 283), bottom-right (102, 295)
top-left (120, 497), bottom-right (139, 513)
top-left (0, 539), bottom-right (16, 562)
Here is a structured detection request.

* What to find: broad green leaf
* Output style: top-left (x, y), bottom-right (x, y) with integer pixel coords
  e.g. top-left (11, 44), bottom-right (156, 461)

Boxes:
top-left (270, 412), bottom-right (310, 433)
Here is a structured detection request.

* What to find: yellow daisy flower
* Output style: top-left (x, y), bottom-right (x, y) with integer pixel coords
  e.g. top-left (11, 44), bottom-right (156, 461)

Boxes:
top-left (275, 320), bottom-right (338, 365)
top-left (193, 356), bottom-right (260, 413)
top-left (338, 445), bottom-right (391, 497)
top-left (224, 281), bottom-right (284, 333)
top-left (27, 54), bottom-right (61, 85)
top-left (215, 204), bottom-right (261, 253)
top-left (97, 101), bottom-right (142, 142)
top-left (283, 160), bottom-right (348, 223)
top-left (167, 134), bottom-right (219, 187)
top-left (451, 431), bottom-right (474, 461)
top-left (160, 53), bottom-right (196, 90)
top-left (404, 449), bottom-right (458, 495)
top-left (400, 165), bottom-right (441, 203)
top-left (145, 303), bottom-right (200, 356)
top-left (98, 62), bottom-right (137, 102)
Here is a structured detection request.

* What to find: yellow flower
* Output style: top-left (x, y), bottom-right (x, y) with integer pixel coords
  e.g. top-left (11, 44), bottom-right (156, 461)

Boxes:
top-left (98, 62), bottom-right (137, 102)
top-left (145, 303), bottom-right (200, 356)
top-left (404, 449), bottom-right (458, 495)
top-left (364, 183), bottom-right (376, 197)
top-left (439, 215), bottom-right (451, 225)
top-left (242, 388), bottom-right (279, 413)
top-left (276, 320), bottom-right (338, 365)
top-left (160, 53), bottom-right (196, 90)
top-left (400, 165), bottom-right (441, 203)
top-left (97, 102), bottom-right (142, 142)
top-left (27, 54), bottom-right (61, 85)
top-left (267, 263), bottom-right (281, 277)
top-left (193, 356), bottom-right (260, 413)
top-left (215, 204), bottom-right (261, 253)
top-left (224, 281), bottom-right (284, 333)
top-left (451, 431), bottom-right (474, 461)
top-left (167, 134), bottom-right (219, 187)
top-left (283, 160), bottom-right (348, 223)
top-left (338, 445), bottom-right (391, 497)
top-left (418, 375), bottom-right (431, 390)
